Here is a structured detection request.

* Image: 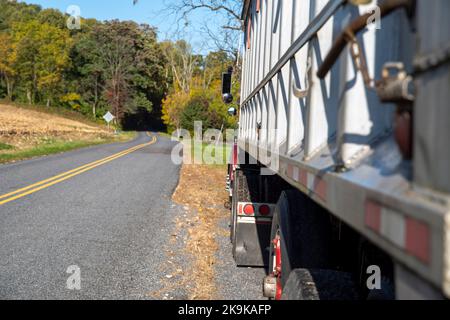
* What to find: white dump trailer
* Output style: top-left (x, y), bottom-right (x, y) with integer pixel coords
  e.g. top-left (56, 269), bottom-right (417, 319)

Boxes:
top-left (226, 0), bottom-right (450, 300)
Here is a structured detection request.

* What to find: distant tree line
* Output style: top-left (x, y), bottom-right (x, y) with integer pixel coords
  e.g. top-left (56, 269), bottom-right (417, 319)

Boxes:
top-left (0, 0), bottom-right (169, 124)
top-left (0, 0), bottom-right (238, 132)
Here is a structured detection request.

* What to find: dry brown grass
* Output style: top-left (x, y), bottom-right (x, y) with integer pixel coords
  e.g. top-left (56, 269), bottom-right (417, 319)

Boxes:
top-left (0, 103), bottom-right (110, 150)
top-left (170, 164), bottom-right (229, 300)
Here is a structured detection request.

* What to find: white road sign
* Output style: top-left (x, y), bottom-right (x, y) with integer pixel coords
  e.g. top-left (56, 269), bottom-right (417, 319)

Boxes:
top-left (103, 112), bottom-right (115, 124)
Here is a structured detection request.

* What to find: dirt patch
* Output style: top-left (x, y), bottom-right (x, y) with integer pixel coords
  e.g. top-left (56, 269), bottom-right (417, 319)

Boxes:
top-left (0, 103), bottom-right (110, 150)
top-left (156, 164), bottom-right (229, 300)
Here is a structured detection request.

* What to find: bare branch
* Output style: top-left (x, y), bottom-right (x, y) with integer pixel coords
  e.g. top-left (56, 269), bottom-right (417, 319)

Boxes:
top-left (134, 0), bottom-right (243, 55)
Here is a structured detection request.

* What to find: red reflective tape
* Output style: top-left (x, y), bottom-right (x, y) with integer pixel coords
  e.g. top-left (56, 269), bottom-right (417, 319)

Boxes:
top-left (314, 177), bottom-right (327, 201)
top-left (238, 204), bottom-right (243, 215)
top-left (365, 201), bottom-right (382, 233)
top-left (287, 164), bottom-right (294, 180)
top-left (300, 170), bottom-right (308, 187)
top-left (405, 218), bottom-right (430, 264)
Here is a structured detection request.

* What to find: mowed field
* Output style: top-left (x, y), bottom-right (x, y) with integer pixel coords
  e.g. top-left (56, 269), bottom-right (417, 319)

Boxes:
top-left (0, 103), bottom-right (131, 163)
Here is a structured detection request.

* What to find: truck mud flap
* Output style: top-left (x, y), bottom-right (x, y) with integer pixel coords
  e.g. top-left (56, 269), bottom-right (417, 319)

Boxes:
top-left (234, 217), bottom-right (272, 267)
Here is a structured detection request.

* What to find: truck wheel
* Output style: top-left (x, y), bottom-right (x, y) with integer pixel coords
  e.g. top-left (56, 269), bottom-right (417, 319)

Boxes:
top-left (281, 269), bottom-right (360, 300)
top-left (267, 190), bottom-right (333, 298)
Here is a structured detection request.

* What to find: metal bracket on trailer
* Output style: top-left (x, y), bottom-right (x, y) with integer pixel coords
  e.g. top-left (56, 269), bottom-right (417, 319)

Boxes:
top-left (317, 0), bottom-right (415, 80)
top-left (292, 57), bottom-right (312, 99)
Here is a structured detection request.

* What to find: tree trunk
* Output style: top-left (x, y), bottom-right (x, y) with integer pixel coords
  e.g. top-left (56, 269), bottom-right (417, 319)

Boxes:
top-left (26, 90), bottom-right (32, 105)
top-left (6, 82), bottom-right (12, 100)
top-left (4, 74), bottom-right (13, 100)
top-left (32, 63), bottom-right (37, 104)
top-left (93, 77), bottom-right (98, 117)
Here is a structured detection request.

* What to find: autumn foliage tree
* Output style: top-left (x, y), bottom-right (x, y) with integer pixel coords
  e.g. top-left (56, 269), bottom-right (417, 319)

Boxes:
top-left (11, 20), bottom-right (72, 105)
top-left (0, 33), bottom-right (16, 100)
top-left (161, 44), bottom-right (238, 133)
top-left (0, 0), bottom-right (168, 128)
top-left (0, 0), bottom-right (238, 131)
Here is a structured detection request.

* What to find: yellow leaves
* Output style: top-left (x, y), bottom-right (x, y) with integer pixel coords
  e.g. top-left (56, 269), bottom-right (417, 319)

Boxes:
top-left (60, 93), bottom-right (82, 111)
top-left (60, 93), bottom-right (81, 103)
top-left (71, 104), bottom-right (82, 111)
top-left (0, 33), bottom-right (17, 76)
top-left (10, 20), bottom-right (73, 95)
top-left (162, 90), bottom-right (190, 128)
top-left (37, 74), bottom-right (59, 90)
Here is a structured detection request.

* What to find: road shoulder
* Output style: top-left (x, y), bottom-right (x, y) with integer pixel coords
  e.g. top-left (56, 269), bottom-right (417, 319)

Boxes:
top-left (156, 163), bottom-right (266, 300)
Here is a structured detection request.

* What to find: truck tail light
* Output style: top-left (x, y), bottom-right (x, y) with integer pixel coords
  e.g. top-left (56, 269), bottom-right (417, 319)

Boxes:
top-left (259, 205), bottom-right (271, 216)
top-left (243, 204), bottom-right (255, 216)
top-left (238, 203), bottom-right (274, 217)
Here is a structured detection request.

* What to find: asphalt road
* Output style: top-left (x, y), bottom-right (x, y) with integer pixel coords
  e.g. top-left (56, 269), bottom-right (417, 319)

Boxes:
top-left (0, 132), bottom-right (183, 299)
top-left (0, 132), bottom-right (265, 300)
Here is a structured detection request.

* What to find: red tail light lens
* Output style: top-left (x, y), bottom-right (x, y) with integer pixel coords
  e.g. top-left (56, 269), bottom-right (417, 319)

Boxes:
top-left (259, 205), bottom-right (271, 216)
top-left (243, 204), bottom-right (255, 216)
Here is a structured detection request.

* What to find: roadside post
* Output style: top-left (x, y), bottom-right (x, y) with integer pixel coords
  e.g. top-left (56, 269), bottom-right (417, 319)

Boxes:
top-left (103, 111), bottom-right (115, 132)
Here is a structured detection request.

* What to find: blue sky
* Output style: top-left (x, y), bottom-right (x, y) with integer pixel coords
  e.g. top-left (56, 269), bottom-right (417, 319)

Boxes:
top-left (21, 0), bottom-right (223, 54)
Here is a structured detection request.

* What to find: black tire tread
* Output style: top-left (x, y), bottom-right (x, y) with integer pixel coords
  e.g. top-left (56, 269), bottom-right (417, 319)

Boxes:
top-left (269, 190), bottom-right (333, 288)
top-left (282, 269), bottom-right (360, 300)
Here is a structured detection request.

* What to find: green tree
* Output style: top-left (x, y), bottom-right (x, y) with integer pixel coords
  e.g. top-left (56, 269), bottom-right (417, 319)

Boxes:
top-left (83, 21), bottom-right (167, 120)
top-left (0, 0), bottom-right (170, 129)
top-left (0, 32), bottom-right (17, 100)
top-left (12, 20), bottom-right (72, 105)
top-left (0, 0), bottom-right (41, 31)
top-left (180, 95), bottom-right (212, 133)
top-left (70, 29), bottom-right (105, 117)
top-left (37, 9), bottom-right (66, 29)
top-left (162, 47), bottom-right (237, 132)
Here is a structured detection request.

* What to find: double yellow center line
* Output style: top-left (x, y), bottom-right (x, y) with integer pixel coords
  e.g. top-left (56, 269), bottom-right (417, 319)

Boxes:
top-left (0, 134), bottom-right (157, 206)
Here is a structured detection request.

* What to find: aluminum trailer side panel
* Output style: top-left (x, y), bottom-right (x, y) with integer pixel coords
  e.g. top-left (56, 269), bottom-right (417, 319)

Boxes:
top-left (414, 0), bottom-right (450, 195)
top-left (239, 0), bottom-right (450, 297)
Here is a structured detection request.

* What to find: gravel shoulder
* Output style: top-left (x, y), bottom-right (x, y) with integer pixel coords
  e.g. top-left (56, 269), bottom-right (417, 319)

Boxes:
top-left (159, 163), bottom-right (267, 300)
top-left (215, 216), bottom-right (267, 300)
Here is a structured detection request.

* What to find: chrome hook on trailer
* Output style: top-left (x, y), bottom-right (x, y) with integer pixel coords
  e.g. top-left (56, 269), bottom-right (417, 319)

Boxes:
top-left (317, 0), bottom-right (414, 81)
top-left (292, 57), bottom-right (312, 98)
top-left (345, 29), bottom-right (376, 89)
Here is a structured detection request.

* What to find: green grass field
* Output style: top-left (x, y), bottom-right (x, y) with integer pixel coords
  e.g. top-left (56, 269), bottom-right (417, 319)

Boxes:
top-left (190, 141), bottom-right (231, 167)
top-left (159, 131), bottom-right (232, 167)
top-left (0, 142), bottom-right (14, 151)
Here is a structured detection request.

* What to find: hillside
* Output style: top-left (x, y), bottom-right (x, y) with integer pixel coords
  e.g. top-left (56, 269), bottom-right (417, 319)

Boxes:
top-left (0, 103), bottom-right (130, 163)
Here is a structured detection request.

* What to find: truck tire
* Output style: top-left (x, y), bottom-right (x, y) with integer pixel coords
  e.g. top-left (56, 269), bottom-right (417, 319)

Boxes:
top-left (282, 269), bottom-right (360, 300)
top-left (269, 190), bottom-right (333, 290)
